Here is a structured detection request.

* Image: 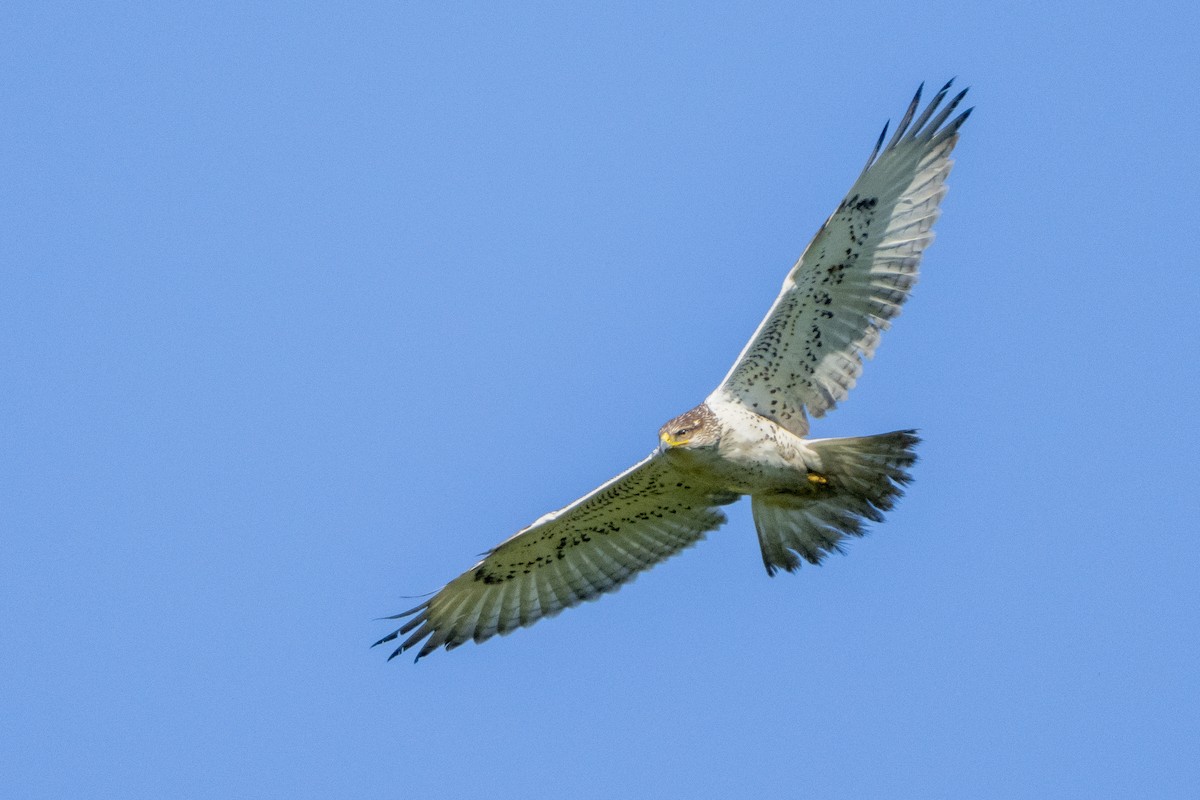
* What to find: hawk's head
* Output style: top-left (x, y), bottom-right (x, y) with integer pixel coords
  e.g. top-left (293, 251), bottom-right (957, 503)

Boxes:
top-left (658, 403), bottom-right (721, 451)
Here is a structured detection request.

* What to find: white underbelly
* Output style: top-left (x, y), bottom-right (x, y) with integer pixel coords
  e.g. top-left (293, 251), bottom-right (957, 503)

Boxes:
top-left (668, 433), bottom-right (817, 495)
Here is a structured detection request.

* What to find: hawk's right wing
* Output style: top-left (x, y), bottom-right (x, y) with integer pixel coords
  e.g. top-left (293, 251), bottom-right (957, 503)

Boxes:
top-left (712, 81), bottom-right (971, 436)
top-left (374, 454), bottom-right (738, 661)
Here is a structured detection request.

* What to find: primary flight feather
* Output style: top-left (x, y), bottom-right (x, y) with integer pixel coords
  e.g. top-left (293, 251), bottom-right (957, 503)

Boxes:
top-left (376, 81), bottom-right (971, 661)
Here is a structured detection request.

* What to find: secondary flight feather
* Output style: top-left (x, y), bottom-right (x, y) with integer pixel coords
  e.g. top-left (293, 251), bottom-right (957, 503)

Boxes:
top-left (376, 80), bottom-right (971, 661)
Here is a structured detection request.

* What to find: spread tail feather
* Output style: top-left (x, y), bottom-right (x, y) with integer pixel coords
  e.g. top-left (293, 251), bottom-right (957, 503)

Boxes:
top-left (751, 429), bottom-right (918, 576)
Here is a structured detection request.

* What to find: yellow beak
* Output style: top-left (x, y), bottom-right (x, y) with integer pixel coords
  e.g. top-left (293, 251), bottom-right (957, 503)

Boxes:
top-left (659, 431), bottom-right (688, 448)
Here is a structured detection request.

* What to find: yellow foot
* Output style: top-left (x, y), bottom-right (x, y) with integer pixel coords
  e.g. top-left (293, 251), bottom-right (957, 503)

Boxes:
top-left (806, 471), bottom-right (829, 487)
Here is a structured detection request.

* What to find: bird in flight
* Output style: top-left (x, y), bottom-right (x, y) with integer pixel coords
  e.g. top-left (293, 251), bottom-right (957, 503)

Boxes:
top-left (376, 80), bottom-right (971, 662)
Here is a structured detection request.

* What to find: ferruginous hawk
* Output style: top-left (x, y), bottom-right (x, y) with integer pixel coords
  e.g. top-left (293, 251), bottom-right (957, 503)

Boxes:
top-left (376, 81), bottom-right (971, 661)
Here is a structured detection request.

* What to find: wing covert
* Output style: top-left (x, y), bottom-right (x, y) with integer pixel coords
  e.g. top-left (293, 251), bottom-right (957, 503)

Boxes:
top-left (374, 454), bottom-right (738, 661)
top-left (713, 81), bottom-right (972, 436)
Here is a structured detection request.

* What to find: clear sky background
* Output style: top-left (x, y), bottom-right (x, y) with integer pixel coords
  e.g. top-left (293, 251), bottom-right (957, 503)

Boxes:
top-left (4, 3), bottom-right (1198, 798)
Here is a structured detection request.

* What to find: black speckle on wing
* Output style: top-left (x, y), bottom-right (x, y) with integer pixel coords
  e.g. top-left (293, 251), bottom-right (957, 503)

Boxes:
top-left (374, 456), bottom-right (738, 662)
top-left (719, 81), bottom-right (970, 435)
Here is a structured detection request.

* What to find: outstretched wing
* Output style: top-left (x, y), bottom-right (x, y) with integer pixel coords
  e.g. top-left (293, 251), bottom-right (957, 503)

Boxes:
top-left (712, 81), bottom-right (972, 436)
top-left (375, 454), bottom-right (738, 661)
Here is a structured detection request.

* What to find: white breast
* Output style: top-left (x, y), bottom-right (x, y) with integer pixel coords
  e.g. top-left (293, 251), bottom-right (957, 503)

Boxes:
top-left (696, 397), bottom-right (821, 494)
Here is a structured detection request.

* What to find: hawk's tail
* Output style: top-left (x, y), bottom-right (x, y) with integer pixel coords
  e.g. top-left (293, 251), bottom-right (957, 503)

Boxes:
top-left (751, 430), bottom-right (918, 576)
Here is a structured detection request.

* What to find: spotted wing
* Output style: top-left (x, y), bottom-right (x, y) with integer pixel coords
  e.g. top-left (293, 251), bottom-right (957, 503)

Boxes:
top-left (375, 454), bottom-right (738, 661)
top-left (712, 81), bottom-right (971, 436)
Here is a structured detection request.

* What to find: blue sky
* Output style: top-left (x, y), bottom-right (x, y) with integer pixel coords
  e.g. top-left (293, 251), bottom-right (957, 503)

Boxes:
top-left (4, 2), bottom-right (1198, 798)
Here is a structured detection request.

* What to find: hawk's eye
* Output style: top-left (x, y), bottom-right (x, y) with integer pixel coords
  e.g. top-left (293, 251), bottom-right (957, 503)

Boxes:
top-left (675, 428), bottom-right (690, 437)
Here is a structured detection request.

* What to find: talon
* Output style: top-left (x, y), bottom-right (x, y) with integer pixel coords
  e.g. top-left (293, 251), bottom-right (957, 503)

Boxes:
top-left (806, 471), bottom-right (829, 487)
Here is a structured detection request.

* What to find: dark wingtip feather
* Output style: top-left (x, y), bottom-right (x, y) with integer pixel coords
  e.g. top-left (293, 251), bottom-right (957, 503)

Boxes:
top-left (863, 120), bottom-right (890, 172)
top-left (377, 601), bottom-right (429, 621)
top-left (371, 630), bottom-right (399, 648)
top-left (951, 106), bottom-right (974, 132)
top-left (911, 81), bottom-right (925, 109)
top-left (375, 598), bottom-right (437, 661)
top-left (884, 83), bottom-right (925, 151)
top-left (921, 87), bottom-right (969, 139)
top-left (909, 80), bottom-right (955, 137)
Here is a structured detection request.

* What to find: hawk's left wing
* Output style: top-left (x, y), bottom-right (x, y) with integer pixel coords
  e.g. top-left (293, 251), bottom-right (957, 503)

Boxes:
top-left (712, 81), bottom-right (971, 436)
top-left (374, 454), bottom-right (738, 661)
